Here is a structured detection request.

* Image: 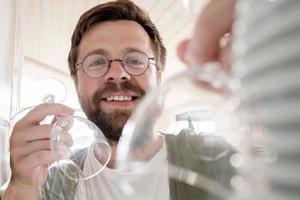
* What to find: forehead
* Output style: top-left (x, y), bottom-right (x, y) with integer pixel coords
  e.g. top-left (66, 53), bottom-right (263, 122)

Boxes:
top-left (78, 20), bottom-right (153, 60)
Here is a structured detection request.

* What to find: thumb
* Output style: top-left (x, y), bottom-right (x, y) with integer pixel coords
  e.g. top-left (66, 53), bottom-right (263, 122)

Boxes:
top-left (177, 39), bottom-right (191, 65)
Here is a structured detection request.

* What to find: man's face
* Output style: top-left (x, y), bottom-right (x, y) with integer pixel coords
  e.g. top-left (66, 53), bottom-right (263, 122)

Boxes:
top-left (76, 20), bottom-right (160, 142)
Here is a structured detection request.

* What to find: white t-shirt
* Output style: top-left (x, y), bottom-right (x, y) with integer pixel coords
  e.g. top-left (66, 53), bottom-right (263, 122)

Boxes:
top-left (74, 141), bottom-right (169, 200)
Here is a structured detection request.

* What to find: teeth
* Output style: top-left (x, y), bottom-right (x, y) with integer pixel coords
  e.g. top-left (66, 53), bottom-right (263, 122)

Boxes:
top-left (113, 96), bottom-right (119, 101)
top-left (105, 96), bottom-right (133, 102)
top-left (107, 96), bottom-right (113, 101)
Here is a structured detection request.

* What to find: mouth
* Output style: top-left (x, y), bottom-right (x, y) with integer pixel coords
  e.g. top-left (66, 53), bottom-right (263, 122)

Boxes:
top-left (102, 95), bottom-right (139, 102)
top-left (100, 94), bottom-right (140, 108)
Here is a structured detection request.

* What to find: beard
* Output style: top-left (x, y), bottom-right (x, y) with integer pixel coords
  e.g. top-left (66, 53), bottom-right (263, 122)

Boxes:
top-left (78, 81), bottom-right (145, 142)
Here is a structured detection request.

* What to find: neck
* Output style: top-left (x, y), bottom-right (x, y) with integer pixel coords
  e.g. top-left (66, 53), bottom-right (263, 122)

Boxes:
top-left (107, 140), bottom-right (118, 168)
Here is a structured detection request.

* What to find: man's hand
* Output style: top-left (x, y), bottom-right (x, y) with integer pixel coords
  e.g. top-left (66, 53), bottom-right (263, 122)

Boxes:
top-left (177, 0), bottom-right (236, 72)
top-left (3, 103), bottom-right (74, 199)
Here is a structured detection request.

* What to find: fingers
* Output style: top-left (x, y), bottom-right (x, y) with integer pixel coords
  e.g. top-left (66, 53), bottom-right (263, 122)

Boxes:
top-left (177, 39), bottom-right (191, 64)
top-left (12, 139), bottom-right (51, 157)
top-left (219, 35), bottom-right (232, 73)
top-left (18, 150), bottom-right (60, 169)
top-left (181, 0), bottom-right (236, 65)
top-left (14, 103), bottom-right (74, 130)
top-left (178, 34), bottom-right (233, 70)
top-left (8, 103), bottom-right (74, 188)
top-left (11, 130), bottom-right (73, 168)
top-left (11, 124), bottom-right (52, 146)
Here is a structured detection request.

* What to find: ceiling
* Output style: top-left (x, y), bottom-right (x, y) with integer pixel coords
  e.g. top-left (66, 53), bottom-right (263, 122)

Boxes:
top-left (22, 0), bottom-right (203, 79)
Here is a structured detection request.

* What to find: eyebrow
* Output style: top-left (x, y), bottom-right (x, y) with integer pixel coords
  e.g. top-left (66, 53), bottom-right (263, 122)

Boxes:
top-left (83, 49), bottom-right (109, 59)
top-left (82, 47), bottom-right (153, 60)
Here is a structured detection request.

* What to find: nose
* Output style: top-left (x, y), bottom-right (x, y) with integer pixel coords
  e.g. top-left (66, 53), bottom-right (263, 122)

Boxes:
top-left (103, 60), bottom-right (131, 83)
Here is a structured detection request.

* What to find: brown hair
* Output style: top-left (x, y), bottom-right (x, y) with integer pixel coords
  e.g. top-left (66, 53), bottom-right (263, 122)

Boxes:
top-left (68, 0), bottom-right (166, 79)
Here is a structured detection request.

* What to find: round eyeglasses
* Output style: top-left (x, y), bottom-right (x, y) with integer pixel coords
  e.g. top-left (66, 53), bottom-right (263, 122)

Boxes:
top-left (76, 51), bottom-right (156, 79)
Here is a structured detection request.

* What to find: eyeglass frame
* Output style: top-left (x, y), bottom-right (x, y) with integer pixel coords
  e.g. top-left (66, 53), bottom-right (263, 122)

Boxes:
top-left (75, 50), bottom-right (157, 79)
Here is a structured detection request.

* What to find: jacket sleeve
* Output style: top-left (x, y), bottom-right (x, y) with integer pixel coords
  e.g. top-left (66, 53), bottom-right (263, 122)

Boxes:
top-left (165, 129), bottom-right (237, 200)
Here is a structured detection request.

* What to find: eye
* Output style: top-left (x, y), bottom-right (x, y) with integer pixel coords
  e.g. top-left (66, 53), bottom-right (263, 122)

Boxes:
top-left (86, 57), bottom-right (107, 70)
top-left (92, 59), bottom-right (106, 66)
top-left (125, 57), bottom-right (145, 68)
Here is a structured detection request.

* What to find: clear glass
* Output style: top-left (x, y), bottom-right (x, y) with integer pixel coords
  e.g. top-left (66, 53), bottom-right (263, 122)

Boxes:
top-left (116, 64), bottom-right (243, 198)
top-left (50, 115), bottom-right (111, 182)
top-left (10, 78), bottom-right (67, 126)
top-left (9, 77), bottom-right (111, 197)
top-left (34, 114), bottom-right (111, 198)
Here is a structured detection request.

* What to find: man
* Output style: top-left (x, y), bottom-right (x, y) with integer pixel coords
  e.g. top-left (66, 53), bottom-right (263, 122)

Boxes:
top-left (2, 0), bottom-right (235, 199)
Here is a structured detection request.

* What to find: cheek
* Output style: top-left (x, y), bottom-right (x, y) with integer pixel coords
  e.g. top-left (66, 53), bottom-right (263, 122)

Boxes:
top-left (76, 75), bottom-right (98, 101)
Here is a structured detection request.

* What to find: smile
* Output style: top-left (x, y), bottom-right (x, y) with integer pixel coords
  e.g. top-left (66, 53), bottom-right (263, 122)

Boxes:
top-left (101, 95), bottom-right (139, 102)
top-left (102, 96), bottom-right (137, 101)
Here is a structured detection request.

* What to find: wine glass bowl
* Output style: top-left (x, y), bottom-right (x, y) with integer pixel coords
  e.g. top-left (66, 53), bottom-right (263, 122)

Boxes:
top-left (50, 115), bottom-right (111, 182)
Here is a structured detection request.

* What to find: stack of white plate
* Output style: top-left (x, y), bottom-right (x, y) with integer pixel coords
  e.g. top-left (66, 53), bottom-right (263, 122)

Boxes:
top-left (233, 0), bottom-right (300, 199)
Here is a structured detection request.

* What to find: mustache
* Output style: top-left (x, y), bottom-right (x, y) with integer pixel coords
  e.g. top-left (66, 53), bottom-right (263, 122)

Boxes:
top-left (92, 81), bottom-right (145, 106)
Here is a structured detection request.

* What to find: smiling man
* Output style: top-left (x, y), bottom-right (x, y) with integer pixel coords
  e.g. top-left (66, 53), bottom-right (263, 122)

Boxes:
top-left (74, 20), bottom-right (162, 145)
top-left (59, 6), bottom-right (167, 198)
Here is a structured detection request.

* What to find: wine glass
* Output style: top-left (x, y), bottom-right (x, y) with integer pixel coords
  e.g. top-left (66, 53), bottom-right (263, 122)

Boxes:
top-left (115, 63), bottom-right (243, 198)
top-left (33, 114), bottom-right (112, 198)
top-left (49, 115), bottom-right (111, 182)
top-left (9, 77), bottom-right (112, 197)
top-left (10, 78), bottom-right (67, 126)
top-left (38, 114), bottom-right (111, 199)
